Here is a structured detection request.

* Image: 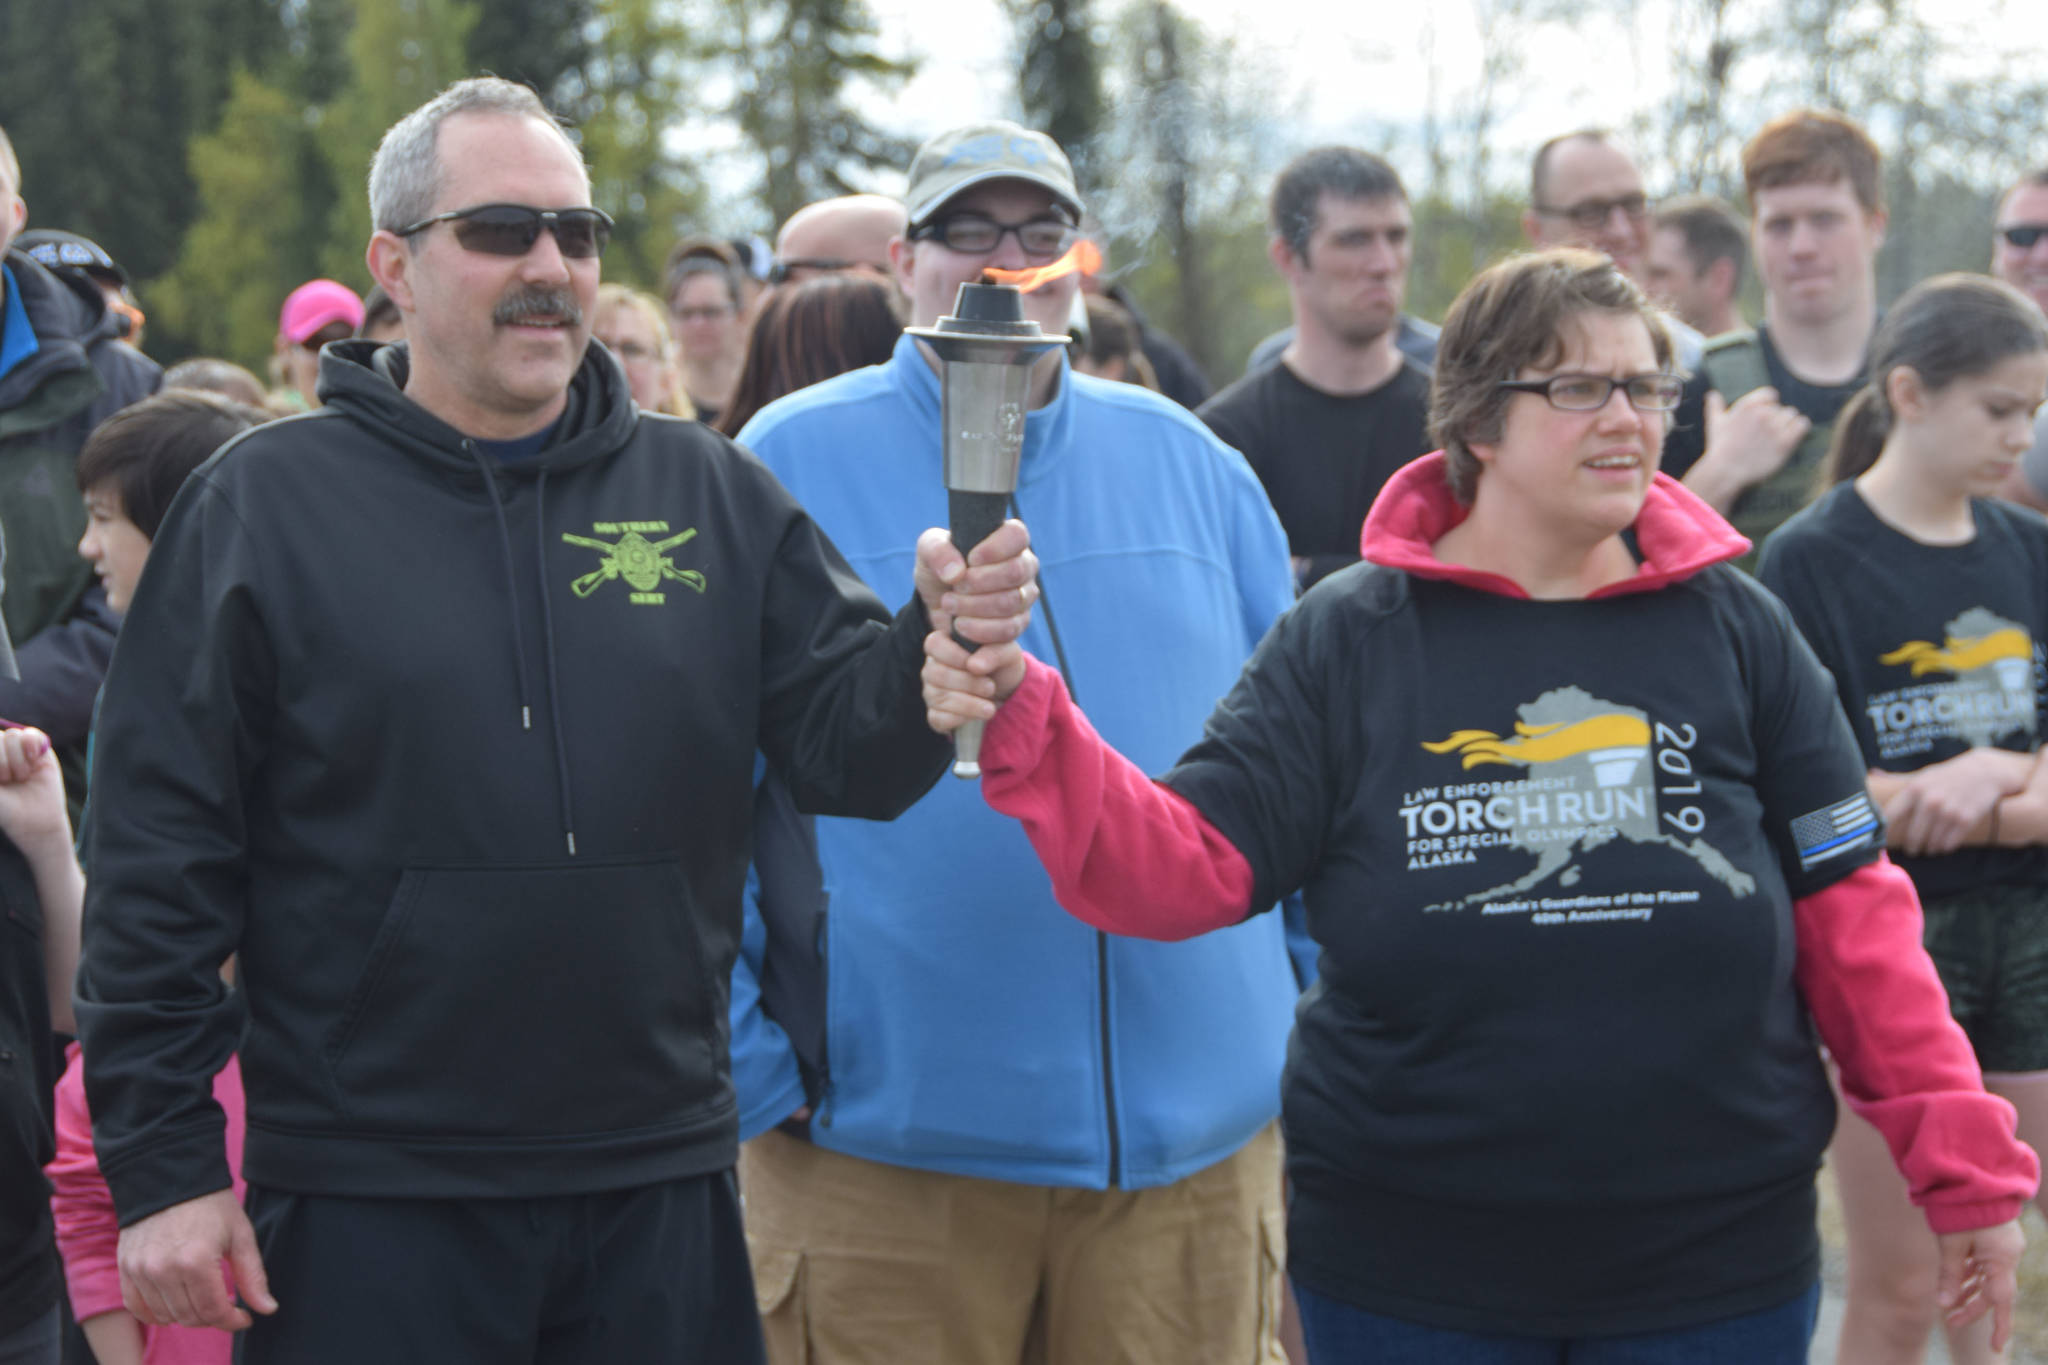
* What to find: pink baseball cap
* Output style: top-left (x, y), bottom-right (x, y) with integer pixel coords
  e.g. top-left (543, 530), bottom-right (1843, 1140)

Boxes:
top-left (279, 279), bottom-right (366, 344)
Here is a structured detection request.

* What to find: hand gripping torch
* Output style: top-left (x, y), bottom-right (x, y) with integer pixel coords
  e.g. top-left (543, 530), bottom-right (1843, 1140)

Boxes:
top-left (905, 281), bottom-right (1069, 778)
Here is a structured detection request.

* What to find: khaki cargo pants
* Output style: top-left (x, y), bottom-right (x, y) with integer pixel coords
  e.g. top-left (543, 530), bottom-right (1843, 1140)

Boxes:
top-left (739, 1122), bottom-right (1287, 1365)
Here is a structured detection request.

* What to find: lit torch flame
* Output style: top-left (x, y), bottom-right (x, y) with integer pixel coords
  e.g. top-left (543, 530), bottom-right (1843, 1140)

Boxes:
top-left (981, 240), bottom-right (1103, 293)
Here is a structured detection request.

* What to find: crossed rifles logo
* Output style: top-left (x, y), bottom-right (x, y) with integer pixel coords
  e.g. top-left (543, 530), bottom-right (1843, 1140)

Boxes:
top-left (561, 525), bottom-right (707, 598)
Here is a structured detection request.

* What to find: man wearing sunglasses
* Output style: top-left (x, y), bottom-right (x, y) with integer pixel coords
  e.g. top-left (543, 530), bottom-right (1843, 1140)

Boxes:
top-left (74, 77), bottom-right (1037, 1365)
top-left (1992, 169), bottom-right (2048, 512)
top-left (731, 120), bottom-right (1301, 1365)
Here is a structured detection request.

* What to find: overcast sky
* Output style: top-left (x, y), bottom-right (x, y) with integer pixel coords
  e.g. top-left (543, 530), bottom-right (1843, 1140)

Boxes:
top-left (749, 0), bottom-right (2046, 205)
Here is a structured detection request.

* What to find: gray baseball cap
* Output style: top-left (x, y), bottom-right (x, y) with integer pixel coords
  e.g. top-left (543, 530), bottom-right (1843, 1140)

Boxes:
top-left (904, 122), bottom-right (1083, 228)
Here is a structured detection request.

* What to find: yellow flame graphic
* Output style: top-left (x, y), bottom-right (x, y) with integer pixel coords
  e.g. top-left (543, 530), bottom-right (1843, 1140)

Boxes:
top-left (1422, 714), bottom-right (1652, 769)
top-left (1879, 629), bottom-right (2032, 678)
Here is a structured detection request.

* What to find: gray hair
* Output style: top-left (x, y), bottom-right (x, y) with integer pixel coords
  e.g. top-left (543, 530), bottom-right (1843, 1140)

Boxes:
top-left (368, 77), bottom-right (584, 234)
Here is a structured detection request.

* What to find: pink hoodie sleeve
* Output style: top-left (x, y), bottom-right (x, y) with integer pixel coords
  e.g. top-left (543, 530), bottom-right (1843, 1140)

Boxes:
top-left (978, 656), bottom-right (1254, 939)
top-left (1794, 856), bottom-right (2040, 1232)
top-left (47, 1044), bottom-right (127, 1323)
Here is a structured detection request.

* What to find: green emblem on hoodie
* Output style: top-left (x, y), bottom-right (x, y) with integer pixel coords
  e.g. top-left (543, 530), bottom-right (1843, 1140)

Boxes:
top-left (562, 521), bottom-right (707, 605)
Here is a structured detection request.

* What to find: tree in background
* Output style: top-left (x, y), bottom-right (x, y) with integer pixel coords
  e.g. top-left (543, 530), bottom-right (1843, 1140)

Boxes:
top-left (143, 70), bottom-right (334, 369)
top-left (0, 0), bottom-right (284, 285)
top-left (563, 0), bottom-right (711, 289)
top-left (712, 0), bottom-right (918, 229)
top-left (1089, 0), bottom-right (1295, 382)
top-left (1004, 0), bottom-right (1107, 189)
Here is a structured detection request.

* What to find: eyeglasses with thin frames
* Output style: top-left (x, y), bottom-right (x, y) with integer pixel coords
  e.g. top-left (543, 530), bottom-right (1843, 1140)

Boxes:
top-left (1533, 194), bottom-right (1652, 233)
top-left (1497, 373), bottom-right (1683, 413)
top-left (394, 203), bottom-right (615, 259)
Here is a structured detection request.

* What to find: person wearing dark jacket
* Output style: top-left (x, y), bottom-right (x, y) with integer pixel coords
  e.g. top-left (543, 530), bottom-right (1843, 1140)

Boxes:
top-left (0, 130), bottom-right (159, 814)
top-left (73, 77), bottom-right (1035, 1365)
top-left (923, 250), bottom-right (2039, 1360)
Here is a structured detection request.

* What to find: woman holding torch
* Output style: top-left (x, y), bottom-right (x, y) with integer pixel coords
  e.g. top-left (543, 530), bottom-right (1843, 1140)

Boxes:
top-left (920, 248), bottom-right (2037, 1362)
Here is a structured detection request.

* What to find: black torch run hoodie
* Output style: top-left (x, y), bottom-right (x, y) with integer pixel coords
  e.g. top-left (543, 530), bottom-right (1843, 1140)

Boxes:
top-left (75, 339), bottom-right (950, 1224)
top-left (971, 454), bottom-right (2037, 1337)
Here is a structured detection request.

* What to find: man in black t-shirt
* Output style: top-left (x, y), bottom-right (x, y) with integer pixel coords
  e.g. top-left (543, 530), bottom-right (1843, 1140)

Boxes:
top-left (1200, 148), bottom-right (1432, 590)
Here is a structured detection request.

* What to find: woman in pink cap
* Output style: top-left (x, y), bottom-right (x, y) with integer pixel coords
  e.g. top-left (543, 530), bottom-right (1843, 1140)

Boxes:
top-left (271, 279), bottom-right (364, 411)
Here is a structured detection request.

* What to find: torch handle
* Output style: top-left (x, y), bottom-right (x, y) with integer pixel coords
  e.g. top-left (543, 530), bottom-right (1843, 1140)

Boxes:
top-left (947, 489), bottom-right (1010, 779)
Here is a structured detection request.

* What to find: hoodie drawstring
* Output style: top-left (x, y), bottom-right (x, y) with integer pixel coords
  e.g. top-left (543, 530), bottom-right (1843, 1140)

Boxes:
top-left (465, 440), bottom-right (536, 731)
top-left (464, 443), bottom-right (579, 857)
top-left (533, 472), bottom-right (579, 857)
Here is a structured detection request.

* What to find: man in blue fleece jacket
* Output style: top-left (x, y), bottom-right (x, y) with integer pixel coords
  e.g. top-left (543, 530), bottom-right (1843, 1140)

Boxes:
top-left (732, 121), bottom-right (1306, 1365)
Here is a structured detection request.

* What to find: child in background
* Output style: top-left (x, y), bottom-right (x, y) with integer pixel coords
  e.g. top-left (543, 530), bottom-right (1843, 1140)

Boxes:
top-left (44, 391), bottom-right (263, 1364)
top-left (1759, 273), bottom-right (2048, 1365)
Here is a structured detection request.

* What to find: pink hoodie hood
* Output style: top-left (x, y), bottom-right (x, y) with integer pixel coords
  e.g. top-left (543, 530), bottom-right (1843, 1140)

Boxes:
top-left (1360, 451), bottom-right (1751, 600)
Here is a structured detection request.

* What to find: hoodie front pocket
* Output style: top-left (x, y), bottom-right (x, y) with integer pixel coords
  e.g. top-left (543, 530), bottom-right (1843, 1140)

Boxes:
top-left (325, 856), bottom-right (722, 1137)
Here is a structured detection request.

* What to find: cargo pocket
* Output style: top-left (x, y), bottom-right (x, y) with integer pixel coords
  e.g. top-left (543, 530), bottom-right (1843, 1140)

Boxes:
top-left (752, 1247), bottom-right (808, 1365)
top-left (323, 855), bottom-right (722, 1136)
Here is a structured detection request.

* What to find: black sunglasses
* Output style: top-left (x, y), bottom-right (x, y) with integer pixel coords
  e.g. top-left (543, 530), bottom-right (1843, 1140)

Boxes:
top-left (395, 203), bottom-right (615, 259)
top-left (1999, 224), bottom-right (2048, 249)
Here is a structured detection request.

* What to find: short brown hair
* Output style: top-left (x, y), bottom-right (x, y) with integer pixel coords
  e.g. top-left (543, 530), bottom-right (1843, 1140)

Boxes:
top-left (1432, 249), bottom-right (1675, 503)
top-left (1653, 194), bottom-right (1748, 292)
top-left (1742, 110), bottom-right (1883, 213)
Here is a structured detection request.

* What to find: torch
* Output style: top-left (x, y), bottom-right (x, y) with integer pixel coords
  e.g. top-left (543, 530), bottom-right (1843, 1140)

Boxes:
top-left (906, 278), bottom-right (1070, 778)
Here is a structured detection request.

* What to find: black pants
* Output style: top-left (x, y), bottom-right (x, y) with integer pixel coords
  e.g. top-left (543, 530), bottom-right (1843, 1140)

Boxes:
top-left (237, 1172), bottom-right (765, 1364)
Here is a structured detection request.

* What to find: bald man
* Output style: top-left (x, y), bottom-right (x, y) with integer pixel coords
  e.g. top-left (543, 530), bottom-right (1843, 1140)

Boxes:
top-left (771, 194), bottom-right (904, 284)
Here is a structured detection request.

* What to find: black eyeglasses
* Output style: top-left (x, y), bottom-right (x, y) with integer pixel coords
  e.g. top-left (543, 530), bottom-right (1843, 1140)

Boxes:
top-left (394, 203), bottom-right (615, 259)
top-left (1533, 193), bottom-right (1652, 232)
top-left (1999, 224), bottom-right (2048, 249)
top-left (1498, 373), bottom-right (1683, 412)
top-left (910, 215), bottom-right (1078, 260)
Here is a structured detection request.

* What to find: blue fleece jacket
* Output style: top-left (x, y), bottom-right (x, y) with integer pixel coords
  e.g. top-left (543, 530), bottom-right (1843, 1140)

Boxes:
top-left (731, 336), bottom-right (1305, 1188)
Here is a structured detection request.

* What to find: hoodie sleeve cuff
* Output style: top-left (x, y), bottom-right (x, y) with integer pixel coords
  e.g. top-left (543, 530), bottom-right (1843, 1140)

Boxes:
top-left (979, 656), bottom-right (1254, 940)
top-left (1795, 856), bottom-right (2041, 1222)
top-left (99, 1121), bottom-right (235, 1229)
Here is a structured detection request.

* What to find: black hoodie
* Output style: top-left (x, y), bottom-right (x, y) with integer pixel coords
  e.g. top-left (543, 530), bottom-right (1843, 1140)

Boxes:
top-left (77, 339), bottom-right (949, 1222)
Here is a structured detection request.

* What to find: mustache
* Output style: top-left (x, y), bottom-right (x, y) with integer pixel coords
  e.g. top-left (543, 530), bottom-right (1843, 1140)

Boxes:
top-left (493, 287), bottom-right (583, 327)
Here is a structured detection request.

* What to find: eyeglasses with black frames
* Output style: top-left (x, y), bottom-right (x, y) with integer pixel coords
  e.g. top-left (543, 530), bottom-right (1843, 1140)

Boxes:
top-left (909, 215), bottom-right (1079, 261)
top-left (1497, 373), bottom-right (1683, 413)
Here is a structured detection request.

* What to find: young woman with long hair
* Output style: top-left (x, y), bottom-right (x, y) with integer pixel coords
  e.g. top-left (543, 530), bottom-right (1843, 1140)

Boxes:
top-left (1759, 272), bottom-right (2048, 1365)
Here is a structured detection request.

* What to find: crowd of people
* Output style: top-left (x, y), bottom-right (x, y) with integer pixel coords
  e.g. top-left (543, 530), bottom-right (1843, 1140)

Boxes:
top-left (0, 70), bottom-right (2041, 1365)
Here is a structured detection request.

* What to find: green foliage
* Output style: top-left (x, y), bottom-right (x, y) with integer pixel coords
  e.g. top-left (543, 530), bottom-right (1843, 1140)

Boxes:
top-left (1407, 191), bottom-right (1526, 325)
top-left (468, 0), bottom-right (597, 108)
top-left (316, 0), bottom-right (480, 279)
top-left (146, 70), bottom-right (335, 371)
top-left (571, 0), bottom-right (710, 291)
top-left (712, 0), bottom-right (918, 228)
top-left (0, 0), bottom-right (283, 282)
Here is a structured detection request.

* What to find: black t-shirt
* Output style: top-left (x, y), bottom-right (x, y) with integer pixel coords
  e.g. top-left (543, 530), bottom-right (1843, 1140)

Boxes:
top-left (1759, 484), bottom-right (2048, 898)
top-left (1162, 562), bottom-right (1877, 1336)
top-left (1198, 360), bottom-right (1431, 588)
top-left (1662, 324), bottom-right (1865, 481)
